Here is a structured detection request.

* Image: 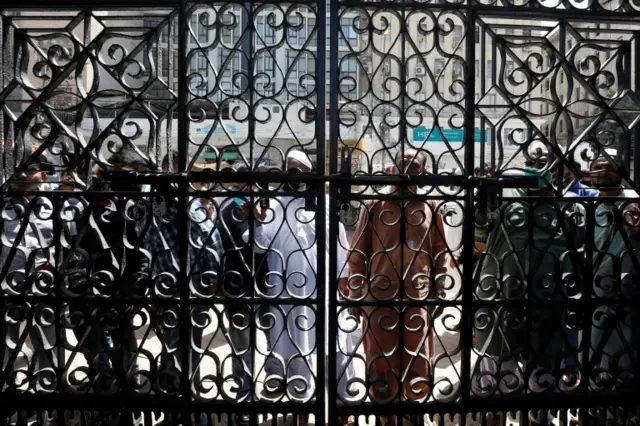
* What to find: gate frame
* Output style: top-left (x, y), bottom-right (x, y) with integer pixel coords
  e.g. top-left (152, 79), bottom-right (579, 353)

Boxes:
top-left (1, 0), bottom-right (640, 424)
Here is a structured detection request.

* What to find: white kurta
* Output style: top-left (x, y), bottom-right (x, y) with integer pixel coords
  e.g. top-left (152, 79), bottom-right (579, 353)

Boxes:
top-left (441, 200), bottom-right (463, 260)
top-left (242, 195), bottom-right (355, 402)
top-left (334, 214), bottom-right (357, 404)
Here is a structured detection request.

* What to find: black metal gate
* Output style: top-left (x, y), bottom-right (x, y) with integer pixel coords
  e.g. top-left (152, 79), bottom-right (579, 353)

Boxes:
top-left (1, 0), bottom-right (640, 425)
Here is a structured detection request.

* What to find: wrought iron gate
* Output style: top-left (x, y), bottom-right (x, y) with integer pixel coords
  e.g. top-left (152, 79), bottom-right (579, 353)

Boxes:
top-left (1, 0), bottom-right (640, 425)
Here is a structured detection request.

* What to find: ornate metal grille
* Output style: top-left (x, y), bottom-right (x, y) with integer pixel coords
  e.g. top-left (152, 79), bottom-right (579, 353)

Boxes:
top-left (1, 1), bottom-right (639, 426)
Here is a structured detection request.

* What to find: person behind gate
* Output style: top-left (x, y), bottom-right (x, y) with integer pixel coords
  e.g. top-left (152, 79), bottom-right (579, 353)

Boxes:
top-left (347, 148), bottom-right (448, 426)
top-left (240, 149), bottom-right (356, 426)
top-left (140, 152), bottom-right (223, 426)
top-left (589, 150), bottom-right (639, 403)
top-left (215, 161), bottom-right (277, 426)
top-left (0, 151), bottom-right (58, 393)
top-left (473, 149), bottom-right (585, 426)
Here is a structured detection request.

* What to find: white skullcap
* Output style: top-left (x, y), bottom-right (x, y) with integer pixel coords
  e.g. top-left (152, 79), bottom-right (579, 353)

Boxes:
top-left (527, 141), bottom-right (548, 155)
top-left (604, 148), bottom-right (618, 157)
top-left (286, 149), bottom-right (313, 170)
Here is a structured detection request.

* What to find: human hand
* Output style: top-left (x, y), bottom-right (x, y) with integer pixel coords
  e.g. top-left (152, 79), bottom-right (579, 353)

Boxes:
top-left (449, 256), bottom-right (457, 269)
top-left (625, 203), bottom-right (640, 235)
top-left (239, 200), bottom-right (267, 224)
top-left (338, 278), bottom-right (362, 318)
top-left (338, 278), bottom-right (350, 298)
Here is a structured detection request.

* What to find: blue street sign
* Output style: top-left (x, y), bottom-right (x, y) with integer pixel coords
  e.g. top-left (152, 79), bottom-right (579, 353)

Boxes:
top-left (412, 128), bottom-right (487, 143)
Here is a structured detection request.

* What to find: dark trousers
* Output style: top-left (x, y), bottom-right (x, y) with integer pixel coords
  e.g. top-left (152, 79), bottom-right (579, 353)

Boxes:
top-left (1, 303), bottom-right (58, 393)
top-left (158, 305), bottom-right (206, 395)
top-left (70, 302), bottom-right (139, 392)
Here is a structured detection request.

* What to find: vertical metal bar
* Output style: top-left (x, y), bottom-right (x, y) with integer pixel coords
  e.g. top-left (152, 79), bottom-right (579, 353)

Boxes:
top-left (325, 0), bottom-right (336, 420)
top-left (176, 0), bottom-right (191, 422)
top-left (317, 0), bottom-right (328, 423)
top-left (167, 12), bottom-right (175, 166)
top-left (580, 200), bottom-right (594, 395)
top-left (1, 11), bottom-right (4, 181)
top-left (247, 5), bottom-right (254, 171)
top-left (557, 21), bottom-right (566, 193)
top-left (634, 38), bottom-right (640, 184)
top-left (398, 5), bottom-right (406, 410)
top-left (479, 22), bottom-right (486, 173)
top-left (489, 24), bottom-right (496, 172)
top-left (249, 188), bottom-right (257, 425)
top-left (166, 11), bottom-right (176, 168)
top-left (243, 3), bottom-right (258, 413)
top-left (1, 14), bottom-right (8, 183)
top-left (460, 8), bottom-right (476, 404)
top-left (400, 11), bottom-right (405, 171)
top-left (53, 194), bottom-right (64, 397)
top-left (623, 42), bottom-right (632, 171)
top-left (0, 9), bottom-right (3, 137)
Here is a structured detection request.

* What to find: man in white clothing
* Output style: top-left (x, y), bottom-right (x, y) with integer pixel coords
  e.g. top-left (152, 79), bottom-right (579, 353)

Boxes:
top-left (240, 150), bottom-right (355, 425)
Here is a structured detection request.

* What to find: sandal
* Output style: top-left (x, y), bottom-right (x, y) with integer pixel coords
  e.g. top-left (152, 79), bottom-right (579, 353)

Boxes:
top-left (485, 412), bottom-right (506, 426)
top-left (296, 414), bottom-right (308, 426)
top-left (528, 410), bottom-right (554, 426)
top-left (339, 416), bottom-right (355, 426)
top-left (403, 415), bottom-right (437, 426)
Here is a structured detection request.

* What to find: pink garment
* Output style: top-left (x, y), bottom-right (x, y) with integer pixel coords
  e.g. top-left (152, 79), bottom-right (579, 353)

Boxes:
top-left (348, 198), bottom-right (448, 405)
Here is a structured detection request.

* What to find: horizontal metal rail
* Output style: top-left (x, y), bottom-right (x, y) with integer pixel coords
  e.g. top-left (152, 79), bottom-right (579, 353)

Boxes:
top-left (108, 170), bottom-right (541, 188)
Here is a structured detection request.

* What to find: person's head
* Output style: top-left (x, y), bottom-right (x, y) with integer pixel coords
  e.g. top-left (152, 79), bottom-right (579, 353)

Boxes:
top-left (104, 150), bottom-right (151, 173)
top-left (522, 146), bottom-right (553, 196)
top-left (229, 162), bottom-right (250, 192)
top-left (394, 148), bottom-right (426, 176)
top-left (475, 163), bottom-right (491, 177)
top-left (524, 151), bottom-right (549, 170)
top-left (392, 148), bottom-right (427, 195)
top-left (285, 150), bottom-right (313, 191)
top-left (590, 149), bottom-right (622, 191)
top-left (191, 161), bottom-right (213, 191)
top-left (9, 148), bottom-right (49, 197)
top-left (526, 145), bottom-right (557, 180)
top-left (546, 156), bottom-right (578, 187)
top-left (11, 164), bottom-right (48, 196)
top-left (60, 157), bottom-right (92, 192)
top-left (564, 158), bottom-right (581, 183)
top-left (93, 151), bottom-right (151, 194)
top-left (286, 149), bottom-right (312, 173)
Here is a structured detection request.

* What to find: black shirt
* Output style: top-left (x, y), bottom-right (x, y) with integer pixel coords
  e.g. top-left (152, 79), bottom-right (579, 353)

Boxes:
top-left (65, 201), bottom-right (149, 298)
top-left (218, 202), bottom-right (268, 298)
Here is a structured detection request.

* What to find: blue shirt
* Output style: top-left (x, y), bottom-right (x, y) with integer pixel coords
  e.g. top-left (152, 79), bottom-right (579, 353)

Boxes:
top-left (570, 182), bottom-right (599, 197)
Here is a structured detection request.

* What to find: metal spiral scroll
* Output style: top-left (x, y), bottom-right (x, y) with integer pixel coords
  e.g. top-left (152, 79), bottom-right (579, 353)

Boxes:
top-left (0, 1), bottom-right (640, 425)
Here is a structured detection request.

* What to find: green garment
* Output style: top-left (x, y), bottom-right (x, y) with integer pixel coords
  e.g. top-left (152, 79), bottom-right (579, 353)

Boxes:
top-left (590, 202), bottom-right (640, 390)
top-left (474, 189), bottom-right (585, 366)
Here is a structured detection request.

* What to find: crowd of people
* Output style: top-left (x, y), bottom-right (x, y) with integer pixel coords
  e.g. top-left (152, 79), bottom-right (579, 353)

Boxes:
top-left (0, 144), bottom-right (638, 426)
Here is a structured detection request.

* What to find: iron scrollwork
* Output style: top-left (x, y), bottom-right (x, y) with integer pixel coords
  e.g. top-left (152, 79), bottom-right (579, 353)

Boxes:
top-left (0, 2), bottom-right (640, 426)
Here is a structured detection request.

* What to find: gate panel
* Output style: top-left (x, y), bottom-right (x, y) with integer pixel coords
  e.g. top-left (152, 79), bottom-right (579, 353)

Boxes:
top-left (0, 3), bottom-right (328, 425)
top-left (330, 2), bottom-right (640, 425)
top-left (0, 0), bottom-right (640, 426)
